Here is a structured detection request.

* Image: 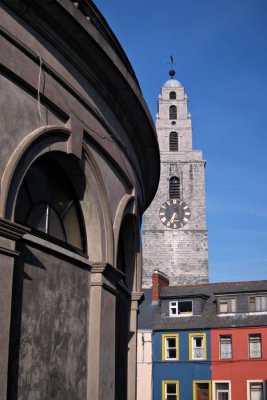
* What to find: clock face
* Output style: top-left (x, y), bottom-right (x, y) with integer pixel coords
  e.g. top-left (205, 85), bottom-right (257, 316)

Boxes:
top-left (159, 199), bottom-right (191, 229)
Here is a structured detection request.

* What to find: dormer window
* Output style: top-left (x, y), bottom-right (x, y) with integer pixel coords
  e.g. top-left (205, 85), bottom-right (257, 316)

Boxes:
top-left (169, 300), bottom-right (193, 316)
top-left (218, 297), bottom-right (236, 313)
top-left (169, 91), bottom-right (176, 99)
top-left (249, 295), bottom-right (267, 312)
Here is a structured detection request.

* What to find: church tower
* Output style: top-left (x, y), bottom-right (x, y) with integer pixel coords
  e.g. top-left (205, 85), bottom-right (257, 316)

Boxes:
top-left (142, 69), bottom-right (208, 287)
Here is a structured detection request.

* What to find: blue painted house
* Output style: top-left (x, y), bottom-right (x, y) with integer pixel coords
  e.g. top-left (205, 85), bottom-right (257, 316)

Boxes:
top-left (153, 329), bottom-right (211, 399)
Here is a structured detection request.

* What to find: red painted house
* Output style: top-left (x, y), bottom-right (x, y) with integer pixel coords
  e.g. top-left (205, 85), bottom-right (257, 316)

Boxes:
top-left (212, 327), bottom-right (267, 399)
top-left (210, 283), bottom-right (267, 400)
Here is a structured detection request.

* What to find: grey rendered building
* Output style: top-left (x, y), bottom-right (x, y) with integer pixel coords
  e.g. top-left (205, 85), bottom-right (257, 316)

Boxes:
top-left (0, 1), bottom-right (160, 399)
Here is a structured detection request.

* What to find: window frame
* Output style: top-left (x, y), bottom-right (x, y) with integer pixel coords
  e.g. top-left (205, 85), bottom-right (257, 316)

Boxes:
top-left (248, 334), bottom-right (262, 359)
top-left (220, 335), bottom-right (232, 360)
top-left (14, 155), bottom-right (86, 252)
top-left (169, 300), bottom-right (193, 317)
top-left (193, 380), bottom-right (211, 400)
top-left (169, 91), bottom-right (176, 99)
top-left (162, 380), bottom-right (179, 400)
top-left (218, 297), bottom-right (236, 314)
top-left (162, 334), bottom-right (179, 361)
top-left (249, 295), bottom-right (267, 313)
top-left (189, 333), bottom-right (207, 360)
top-left (247, 380), bottom-right (266, 400)
top-left (212, 381), bottom-right (231, 400)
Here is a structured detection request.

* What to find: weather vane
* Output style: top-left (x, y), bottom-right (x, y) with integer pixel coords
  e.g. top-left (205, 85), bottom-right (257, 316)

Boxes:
top-left (168, 55), bottom-right (176, 78)
top-left (168, 55), bottom-right (175, 69)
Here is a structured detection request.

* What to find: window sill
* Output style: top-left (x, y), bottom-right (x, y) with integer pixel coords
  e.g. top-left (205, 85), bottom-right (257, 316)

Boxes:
top-left (23, 233), bottom-right (90, 269)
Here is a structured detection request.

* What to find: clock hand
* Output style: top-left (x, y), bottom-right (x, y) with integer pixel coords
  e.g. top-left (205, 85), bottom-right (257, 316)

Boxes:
top-left (170, 212), bottom-right (178, 223)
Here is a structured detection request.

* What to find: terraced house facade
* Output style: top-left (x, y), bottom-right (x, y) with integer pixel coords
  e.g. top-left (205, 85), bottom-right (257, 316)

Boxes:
top-left (141, 273), bottom-right (267, 400)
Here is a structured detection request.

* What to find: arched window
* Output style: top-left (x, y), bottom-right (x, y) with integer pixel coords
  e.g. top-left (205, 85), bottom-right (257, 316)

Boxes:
top-left (15, 155), bottom-right (85, 250)
top-left (169, 176), bottom-right (180, 199)
top-left (169, 91), bottom-right (176, 99)
top-left (169, 132), bottom-right (178, 151)
top-left (169, 105), bottom-right (177, 120)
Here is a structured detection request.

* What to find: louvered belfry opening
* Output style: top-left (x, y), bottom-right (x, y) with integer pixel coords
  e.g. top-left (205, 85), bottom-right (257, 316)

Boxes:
top-left (169, 176), bottom-right (180, 199)
top-left (169, 105), bottom-right (177, 120)
top-left (169, 132), bottom-right (178, 151)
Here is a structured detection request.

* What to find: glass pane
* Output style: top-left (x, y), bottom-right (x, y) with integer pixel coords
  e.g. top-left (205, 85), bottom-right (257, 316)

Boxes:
top-left (170, 302), bottom-right (177, 315)
top-left (27, 203), bottom-right (48, 232)
top-left (196, 383), bottom-right (209, 400)
top-left (230, 298), bottom-right (236, 312)
top-left (250, 383), bottom-right (263, 400)
top-left (15, 181), bottom-right (31, 224)
top-left (48, 207), bottom-right (66, 242)
top-left (167, 338), bottom-right (176, 348)
top-left (26, 164), bottom-right (49, 203)
top-left (63, 204), bottom-right (83, 249)
top-left (194, 337), bottom-right (203, 347)
top-left (256, 296), bottom-right (267, 311)
top-left (218, 393), bottom-right (228, 400)
top-left (178, 301), bottom-right (192, 313)
top-left (167, 349), bottom-right (177, 358)
top-left (249, 335), bottom-right (261, 358)
top-left (167, 384), bottom-right (176, 394)
top-left (194, 348), bottom-right (204, 358)
top-left (49, 171), bottom-right (72, 217)
top-left (220, 337), bottom-right (232, 358)
top-left (216, 383), bottom-right (228, 391)
top-left (219, 300), bottom-right (228, 313)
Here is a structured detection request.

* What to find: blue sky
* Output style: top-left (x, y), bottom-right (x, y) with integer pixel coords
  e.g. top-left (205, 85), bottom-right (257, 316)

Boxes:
top-left (95, 0), bottom-right (267, 283)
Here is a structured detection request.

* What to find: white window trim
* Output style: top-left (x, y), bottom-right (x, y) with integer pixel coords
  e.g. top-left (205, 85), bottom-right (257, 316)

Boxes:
top-left (192, 336), bottom-right (204, 360)
top-left (247, 380), bottom-right (266, 400)
top-left (212, 380), bottom-right (231, 400)
top-left (169, 300), bottom-right (193, 317)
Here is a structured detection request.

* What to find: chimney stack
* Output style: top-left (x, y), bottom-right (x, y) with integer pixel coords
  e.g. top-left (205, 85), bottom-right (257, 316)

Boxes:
top-left (152, 270), bottom-right (169, 303)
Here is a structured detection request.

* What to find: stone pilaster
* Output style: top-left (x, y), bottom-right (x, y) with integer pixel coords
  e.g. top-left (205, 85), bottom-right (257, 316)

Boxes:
top-left (127, 292), bottom-right (144, 400)
top-left (0, 219), bottom-right (29, 400)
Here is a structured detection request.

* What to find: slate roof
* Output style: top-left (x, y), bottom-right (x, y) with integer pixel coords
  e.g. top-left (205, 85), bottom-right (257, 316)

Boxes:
top-left (153, 280), bottom-right (267, 331)
top-left (138, 289), bottom-right (159, 330)
top-left (160, 280), bottom-right (267, 297)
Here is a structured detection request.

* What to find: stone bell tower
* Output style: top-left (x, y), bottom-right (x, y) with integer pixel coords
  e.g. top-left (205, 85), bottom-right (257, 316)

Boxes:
top-left (142, 69), bottom-right (208, 287)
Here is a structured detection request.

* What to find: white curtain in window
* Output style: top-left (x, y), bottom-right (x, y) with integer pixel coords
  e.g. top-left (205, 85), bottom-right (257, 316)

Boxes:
top-left (249, 336), bottom-right (261, 358)
top-left (216, 383), bottom-right (229, 400)
top-left (256, 296), bottom-right (267, 311)
top-left (250, 383), bottom-right (263, 400)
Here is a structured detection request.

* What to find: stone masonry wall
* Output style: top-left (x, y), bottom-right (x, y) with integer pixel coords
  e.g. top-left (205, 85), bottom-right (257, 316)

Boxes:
top-left (142, 78), bottom-right (208, 288)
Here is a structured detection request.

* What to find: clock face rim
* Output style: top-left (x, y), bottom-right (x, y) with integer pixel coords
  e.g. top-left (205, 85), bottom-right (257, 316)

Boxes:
top-left (159, 198), bottom-right (191, 229)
